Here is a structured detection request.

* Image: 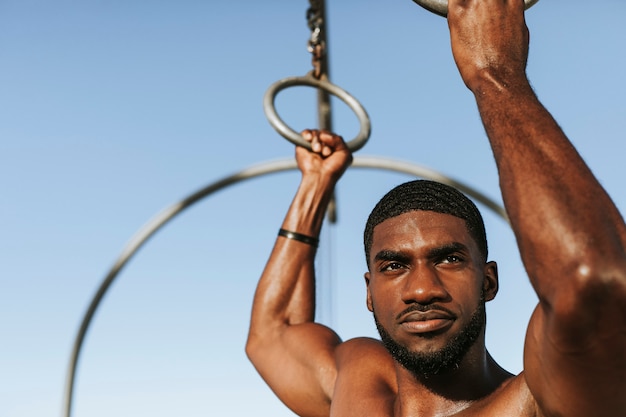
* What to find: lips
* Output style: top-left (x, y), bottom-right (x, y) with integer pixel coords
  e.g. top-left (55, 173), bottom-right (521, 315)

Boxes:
top-left (399, 310), bottom-right (455, 334)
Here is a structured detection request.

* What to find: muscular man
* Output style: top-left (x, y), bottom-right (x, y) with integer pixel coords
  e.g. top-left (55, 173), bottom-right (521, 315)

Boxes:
top-left (246, 1), bottom-right (626, 416)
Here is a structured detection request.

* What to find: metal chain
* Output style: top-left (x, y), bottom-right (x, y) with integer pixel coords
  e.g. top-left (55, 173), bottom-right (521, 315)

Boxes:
top-left (306, 0), bottom-right (326, 79)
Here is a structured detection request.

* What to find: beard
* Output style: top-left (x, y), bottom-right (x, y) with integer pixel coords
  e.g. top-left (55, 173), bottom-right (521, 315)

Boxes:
top-left (374, 298), bottom-right (486, 379)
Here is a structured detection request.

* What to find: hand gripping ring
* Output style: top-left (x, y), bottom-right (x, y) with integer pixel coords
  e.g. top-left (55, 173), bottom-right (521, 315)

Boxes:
top-left (263, 73), bottom-right (371, 152)
top-left (412, 0), bottom-right (540, 17)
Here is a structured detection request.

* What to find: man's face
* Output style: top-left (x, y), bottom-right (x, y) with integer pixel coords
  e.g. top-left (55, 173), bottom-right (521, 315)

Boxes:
top-left (364, 210), bottom-right (498, 377)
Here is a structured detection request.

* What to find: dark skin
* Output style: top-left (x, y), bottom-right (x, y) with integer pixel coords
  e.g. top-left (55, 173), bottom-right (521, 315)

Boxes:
top-left (365, 212), bottom-right (504, 400)
top-left (246, 0), bottom-right (626, 416)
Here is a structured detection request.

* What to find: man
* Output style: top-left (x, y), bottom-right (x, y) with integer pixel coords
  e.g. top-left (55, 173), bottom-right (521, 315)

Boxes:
top-left (246, 0), bottom-right (626, 416)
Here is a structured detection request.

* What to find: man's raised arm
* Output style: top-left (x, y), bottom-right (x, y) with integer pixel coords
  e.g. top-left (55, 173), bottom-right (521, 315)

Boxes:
top-left (246, 130), bottom-right (352, 417)
top-left (448, 1), bottom-right (626, 416)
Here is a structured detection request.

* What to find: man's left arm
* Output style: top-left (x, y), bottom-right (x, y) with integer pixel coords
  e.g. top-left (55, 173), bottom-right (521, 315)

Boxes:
top-left (447, 1), bottom-right (626, 416)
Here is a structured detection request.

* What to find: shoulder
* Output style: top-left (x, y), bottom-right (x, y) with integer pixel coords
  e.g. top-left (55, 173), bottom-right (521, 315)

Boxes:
top-left (336, 338), bottom-right (396, 387)
top-left (330, 337), bottom-right (397, 415)
top-left (331, 337), bottom-right (397, 414)
top-left (336, 337), bottom-right (395, 369)
top-left (469, 372), bottom-right (540, 417)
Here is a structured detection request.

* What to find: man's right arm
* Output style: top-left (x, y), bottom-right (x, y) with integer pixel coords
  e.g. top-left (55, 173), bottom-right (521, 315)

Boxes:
top-left (246, 130), bottom-right (352, 417)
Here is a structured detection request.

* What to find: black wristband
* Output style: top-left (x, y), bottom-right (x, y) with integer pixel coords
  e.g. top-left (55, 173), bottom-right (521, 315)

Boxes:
top-left (278, 228), bottom-right (319, 247)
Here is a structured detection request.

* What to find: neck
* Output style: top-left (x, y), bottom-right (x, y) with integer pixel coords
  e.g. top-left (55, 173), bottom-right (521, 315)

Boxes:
top-left (393, 345), bottom-right (512, 417)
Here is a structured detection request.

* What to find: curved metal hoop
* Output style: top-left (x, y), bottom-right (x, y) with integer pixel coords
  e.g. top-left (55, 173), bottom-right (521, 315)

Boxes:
top-left (62, 156), bottom-right (507, 417)
top-left (263, 73), bottom-right (371, 152)
top-left (412, 0), bottom-right (540, 17)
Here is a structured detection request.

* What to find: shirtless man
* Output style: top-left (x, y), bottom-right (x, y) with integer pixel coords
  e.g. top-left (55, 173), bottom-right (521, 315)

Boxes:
top-left (246, 0), bottom-right (626, 416)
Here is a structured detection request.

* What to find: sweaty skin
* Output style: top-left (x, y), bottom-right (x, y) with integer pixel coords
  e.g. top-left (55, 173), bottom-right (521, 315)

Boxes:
top-left (246, 1), bottom-right (626, 416)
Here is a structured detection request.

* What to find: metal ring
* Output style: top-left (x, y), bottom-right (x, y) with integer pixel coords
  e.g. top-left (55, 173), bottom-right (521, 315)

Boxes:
top-left (412, 0), bottom-right (540, 17)
top-left (263, 73), bottom-right (371, 152)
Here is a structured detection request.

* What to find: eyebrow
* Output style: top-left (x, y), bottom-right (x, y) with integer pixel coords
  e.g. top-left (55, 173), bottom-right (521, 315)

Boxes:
top-left (372, 242), bottom-right (470, 265)
top-left (426, 242), bottom-right (468, 260)
top-left (373, 249), bottom-right (412, 264)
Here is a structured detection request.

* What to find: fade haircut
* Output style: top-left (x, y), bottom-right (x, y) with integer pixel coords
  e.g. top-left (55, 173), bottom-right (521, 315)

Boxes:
top-left (364, 180), bottom-right (488, 267)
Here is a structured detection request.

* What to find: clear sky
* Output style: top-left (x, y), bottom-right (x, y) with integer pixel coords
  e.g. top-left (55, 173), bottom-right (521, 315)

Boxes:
top-left (1, 1), bottom-right (625, 416)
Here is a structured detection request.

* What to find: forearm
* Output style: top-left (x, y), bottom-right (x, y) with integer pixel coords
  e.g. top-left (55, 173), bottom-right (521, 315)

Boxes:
top-left (479, 81), bottom-right (626, 416)
top-left (245, 131), bottom-right (349, 416)
top-left (249, 173), bottom-right (336, 337)
top-left (475, 80), bottom-right (626, 300)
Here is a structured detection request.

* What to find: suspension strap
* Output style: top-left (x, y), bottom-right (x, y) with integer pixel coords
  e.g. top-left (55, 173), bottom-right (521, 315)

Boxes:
top-left (263, 0), bottom-right (371, 153)
top-left (306, 0), bottom-right (327, 79)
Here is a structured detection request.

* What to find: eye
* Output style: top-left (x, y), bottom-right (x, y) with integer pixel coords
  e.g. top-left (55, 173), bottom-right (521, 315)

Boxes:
top-left (435, 254), bottom-right (466, 267)
top-left (379, 261), bottom-right (406, 273)
top-left (442, 255), bottom-right (462, 264)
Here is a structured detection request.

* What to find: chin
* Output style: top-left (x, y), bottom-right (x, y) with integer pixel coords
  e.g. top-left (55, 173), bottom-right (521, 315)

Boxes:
top-left (373, 302), bottom-right (486, 378)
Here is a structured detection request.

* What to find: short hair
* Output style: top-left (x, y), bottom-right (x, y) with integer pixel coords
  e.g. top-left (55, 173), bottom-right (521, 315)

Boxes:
top-left (363, 180), bottom-right (488, 267)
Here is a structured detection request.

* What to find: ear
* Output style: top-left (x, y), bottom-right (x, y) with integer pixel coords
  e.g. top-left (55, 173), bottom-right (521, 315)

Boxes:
top-left (482, 261), bottom-right (499, 302)
top-left (364, 272), bottom-right (374, 312)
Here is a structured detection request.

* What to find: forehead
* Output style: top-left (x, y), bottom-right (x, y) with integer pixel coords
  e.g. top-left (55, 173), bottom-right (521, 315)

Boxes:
top-left (371, 210), bottom-right (474, 251)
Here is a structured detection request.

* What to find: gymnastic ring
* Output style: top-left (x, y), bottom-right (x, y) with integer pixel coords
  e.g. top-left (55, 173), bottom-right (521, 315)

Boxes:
top-left (412, 0), bottom-right (540, 17)
top-left (263, 72), bottom-right (371, 152)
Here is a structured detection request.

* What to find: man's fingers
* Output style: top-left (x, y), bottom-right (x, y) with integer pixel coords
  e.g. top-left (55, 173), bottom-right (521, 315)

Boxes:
top-left (301, 129), bottom-right (322, 152)
top-left (300, 129), bottom-right (344, 155)
top-left (318, 130), bottom-right (347, 155)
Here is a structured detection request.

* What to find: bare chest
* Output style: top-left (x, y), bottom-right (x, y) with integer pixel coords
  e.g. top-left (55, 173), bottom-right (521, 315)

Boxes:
top-left (329, 377), bottom-right (537, 417)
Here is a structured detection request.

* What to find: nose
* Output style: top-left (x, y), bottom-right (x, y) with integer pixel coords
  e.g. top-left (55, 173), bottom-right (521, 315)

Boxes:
top-left (400, 264), bottom-right (450, 305)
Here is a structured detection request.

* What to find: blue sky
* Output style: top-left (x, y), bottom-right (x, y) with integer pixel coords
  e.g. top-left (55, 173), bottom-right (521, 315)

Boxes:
top-left (1, 1), bottom-right (625, 416)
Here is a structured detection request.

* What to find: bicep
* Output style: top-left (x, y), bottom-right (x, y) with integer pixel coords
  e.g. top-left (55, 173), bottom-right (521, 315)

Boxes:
top-left (524, 296), bottom-right (626, 417)
top-left (247, 322), bottom-right (341, 417)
